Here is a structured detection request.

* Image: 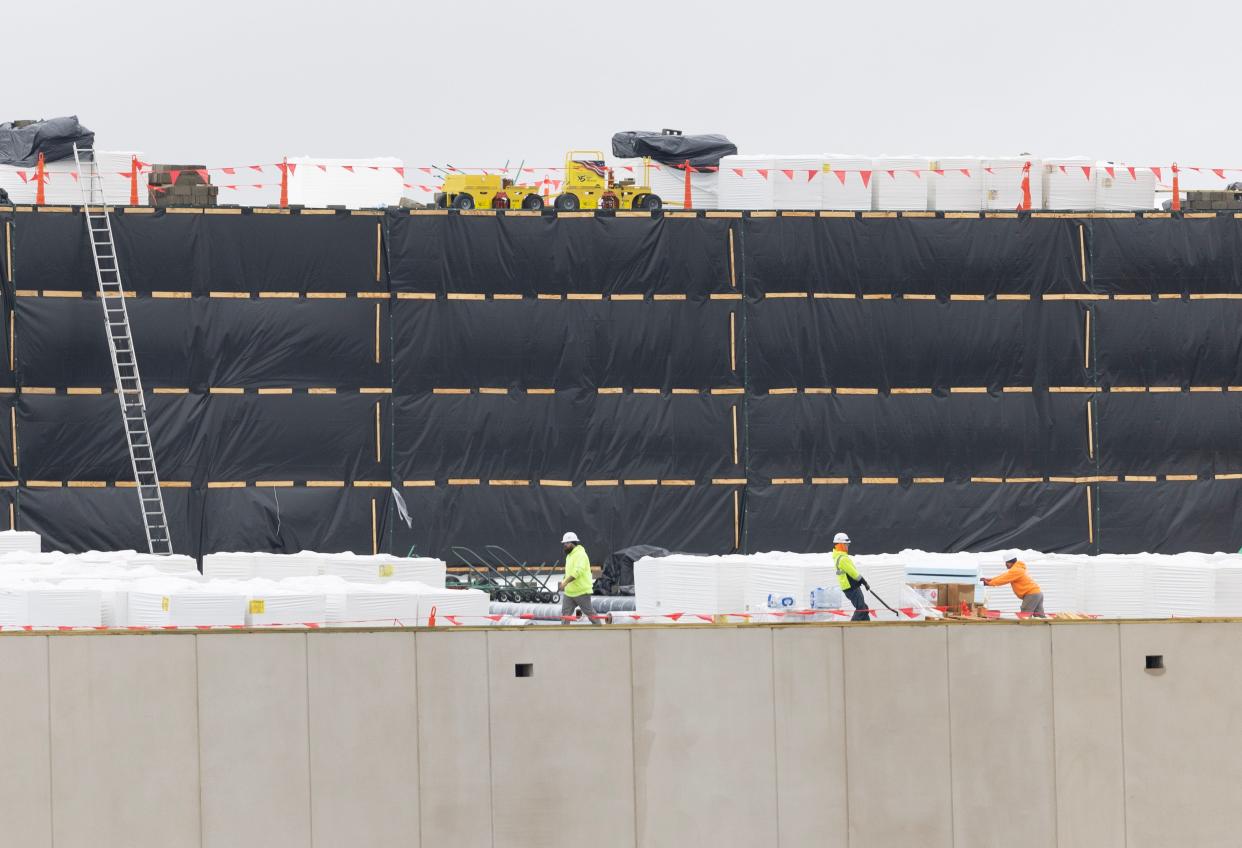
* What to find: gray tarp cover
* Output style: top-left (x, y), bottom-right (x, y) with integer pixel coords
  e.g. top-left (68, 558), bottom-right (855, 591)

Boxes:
top-left (0, 115), bottom-right (94, 166)
top-left (611, 131), bottom-right (736, 168)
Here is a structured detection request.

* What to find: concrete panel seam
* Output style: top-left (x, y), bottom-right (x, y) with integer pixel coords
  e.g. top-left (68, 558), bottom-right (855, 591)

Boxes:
top-left (628, 629), bottom-right (639, 848)
top-left (1117, 624), bottom-right (1130, 848)
top-left (769, 628), bottom-right (782, 848)
top-left (841, 631), bottom-right (852, 845)
top-left (485, 633), bottom-right (497, 848)
top-left (44, 636), bottom-right (54, 848)
top-left (305, 632), bottom-right (315, 848)
top-left (944, 626), bottom-right (956, 847)
top-left (1049, 626), bottom-right (1061, 848)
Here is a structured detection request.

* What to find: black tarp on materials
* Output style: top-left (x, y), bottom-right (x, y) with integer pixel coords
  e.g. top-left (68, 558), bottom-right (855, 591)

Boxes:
top-left (387, 212), bottom-right (733, 298)
top-left (748, 393), bottom-right (1093, 480)
top-left (1091, 217), bottom-right (1242, 295)
top-left (0, 116), bottom-right (93, 166)
top-left (610, 131), bottom-right (737, 168)
top-left (744, 216), bottom-right (1087, 297)
top-left (393, 391), bottom-right (737, 483)
top-left (1093, 300), bottom-right (1242, 388)
top-left (392, 300), bottom-right (737, 392)
top-left (17, 298), bottom-right (387, 389)
top-left (744, 482), bottom-right (1091, 554)
top-left (389, 484), bottom-right (734, 565)
top-left (747, 300), bottom-right (1086, 391)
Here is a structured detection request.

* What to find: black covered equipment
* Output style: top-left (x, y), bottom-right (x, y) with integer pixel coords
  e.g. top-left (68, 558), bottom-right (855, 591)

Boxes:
top-left (0, 116), bottom-right (95, 166)
top-left (611, 131), bottom-right (737, 168)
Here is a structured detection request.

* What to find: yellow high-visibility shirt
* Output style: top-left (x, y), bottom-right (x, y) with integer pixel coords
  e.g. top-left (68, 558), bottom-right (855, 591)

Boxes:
top-left (563, 545), bottom-right (594, 597)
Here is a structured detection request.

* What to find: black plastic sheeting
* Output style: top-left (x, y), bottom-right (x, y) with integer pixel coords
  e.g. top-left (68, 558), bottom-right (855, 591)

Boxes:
top-left (392, 300), bottom-right (736, 392)
top-left (0, 116), bottom-right (94, 166)
top-left (610, 131), bottom-right (737, 168)
top-left (748, 300), bottom-right (1086, 391)
top-left (745, 482), bottom-right (1091, 554)
top-left (4, 209), bottom-right (1242, 559)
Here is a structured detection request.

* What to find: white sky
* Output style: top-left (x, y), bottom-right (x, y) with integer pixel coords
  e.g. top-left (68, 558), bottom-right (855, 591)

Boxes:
top-left (9, 0), bottom-right (1241, 185)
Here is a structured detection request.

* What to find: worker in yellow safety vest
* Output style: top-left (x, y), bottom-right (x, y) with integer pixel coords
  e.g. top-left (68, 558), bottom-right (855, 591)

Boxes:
top-left (558, 531), bottom-right (600, 625)
top-left (833, 532), bottom-right (871, 621)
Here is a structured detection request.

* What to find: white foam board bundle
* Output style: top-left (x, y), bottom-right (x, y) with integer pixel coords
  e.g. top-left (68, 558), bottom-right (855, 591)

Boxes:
top-left (0, 530), bottom-right (41, 555)
top-left (286, 156), bottom-right (404, 209)
top-left (0, 583), bottom-right (103, 628)
top-left (718, 155), bottom-right (776, 209)
top-left (411, 585), bottom-right (490, 626)
top-left (1147, 561), bottom-right (1214, 618)
top-left (127, 579), bottom-right (247, 627)
top-left (1041, 157), bottom-right (1095, 210)
top-left (127, 554), bottom-right (198, 575)
top-left (634, 556), bottom-right (663, 615)
top-left (981, 158), bottom-right (1041, 211)
top-left (0, 151), bottom-right (147, 205)
top-left (202, 552), bottom-right (257, 580)
top-left (649, 555), bottom-right (748, 615)
top-left (871, 156), bottom-right (930, 211)
top-left (650, 163), bottom-right (718, 210)
top-left (60, 579), bottom-right (129, 627)
top-left (852, 557), bottom-right (908, 620)
top-left (328, 583), bottom-right (421, 627)
top-left (209, 579), bottom-right (327, 627)
top-left (1078, 557), bottom-right (1148, 618)
top-left (770, 156), bottom-right (824, 210)
top-left (1214, 564), bottom-right (1242, 616)
top-left (322, 553), bottom-right (446, 586)
top-left (1095, 162), bottom-right (1156, 210)
top-left (928, 157), bottom-right (984, 211)
top-left (743, 556), bottom-right (836, 612)
top-left (821, 155), bottom-right (874, 211)
top-left (252, 553), bottom-right (322, 580)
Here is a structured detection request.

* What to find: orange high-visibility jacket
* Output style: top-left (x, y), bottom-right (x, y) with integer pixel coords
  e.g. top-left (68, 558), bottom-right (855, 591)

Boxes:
top-left (984, 560), bottom-right (1042, 598)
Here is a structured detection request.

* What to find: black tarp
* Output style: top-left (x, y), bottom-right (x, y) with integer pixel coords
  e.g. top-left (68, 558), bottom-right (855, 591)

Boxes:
top-left (387, 212), bottom-right (733, 298)
top-left (392, 299), bottom-right (736, 392)
top-left (610, 131), bottom-right (737, 168)
top-left (6, 209), bottom-right (1242, 558)
top-left (744, 216), bottom-right (1087, 297)
top-left (0, 116), bottom-right (93, 166)
top-left (597, 544), bottom-right (670, 595)
top-left (747, 300), bottom-right (1086, 391)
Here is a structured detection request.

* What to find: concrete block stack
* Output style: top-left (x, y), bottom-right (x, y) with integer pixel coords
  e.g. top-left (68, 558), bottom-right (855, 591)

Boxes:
top-left (148, 164), bottom-right (219, 208)
top-left (1182, 189), bottom-right (1242, 211)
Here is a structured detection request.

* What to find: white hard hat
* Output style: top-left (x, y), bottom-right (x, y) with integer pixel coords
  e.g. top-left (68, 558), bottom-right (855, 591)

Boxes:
top-left (561, 531), bottom-right (580, 544)
top-left (833, 532), bottom-right (851, 545)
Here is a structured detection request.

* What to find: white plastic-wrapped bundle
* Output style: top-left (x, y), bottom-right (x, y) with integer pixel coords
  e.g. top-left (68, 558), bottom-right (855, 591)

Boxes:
top-left (981, 158), bottom-right (1040, 211)
top-left (60, 579), bottom-right (129, 627)
top-left (928, 158), bottom-right (983, 211)
top-left (718, 155), bottom-right (775, 209)
top-left (852, 556), bottom-right (908, 621)
top-left (127, 579), bottom-right (247, 627)
top-left (1214, 564), bottom-right (1242, 616)
top-left (0, 583), bottom-right (103, 628)
top-left (411, 585), bottom-right (490, 626)
top-left (1095, 163), bottom-right (1156, 210)
top-left (328, 583), bottom-right (421, 627)
top-left (1147, 561), bottom-right (1214, 618)
top-left (202, 552), bottom-right (257, 580)
top-left (634, 556), bottom-right (663, 615)
top-left (1042, 157), bottom-right (1095, 210)
top-left (287, 156), bottom-right (404, 209)
top-left (650, 163), bottom-right (717, 210)
top-left (127, 554), bottom-right (198, 575)
top-left (0, 151), bottom-right (148, 206)
top-left (872, 157), bottom-right (930, 210)
top-left (252, 553), bottom-right (322, 580)
top-left (323, 553), bottom-right (446, 586)
top-left (207, 579), bottom-right (327, 627)
top-left (821, 155), bottom-right (874, 211)
top-left (770, 155), bottom-right (824, 210)
top-left (1078, 557), bottom-right (1148, 618)
top-left (0, 530), bottom-right (41, 555)
top-left (743, 555), bottom-right (836, 612)
top-left (648, 555), bottom-right (748, 615)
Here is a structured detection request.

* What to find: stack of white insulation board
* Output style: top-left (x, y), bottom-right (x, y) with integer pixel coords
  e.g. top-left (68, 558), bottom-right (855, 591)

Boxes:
top-left (650, 162), bottom-right (718, 209)
top-left (1095, 163), bottom-right (1156, 210)
top-left (871, 156), bottom-right (930, 210)
top-left (0, 530), bottom-right (41, 555)
top-left (718, 155), bottom-right (776, 209)
top-left (927, 157), bottom-right (983, 211)
top-left (770, 155), bottom-right (824, 210)
top-left (0, 150), bottom-right (147, 205)
top-left (0, 583), bottom-right (103, 627)
top-left (821, 155), bottom-right (874, 211)
top-left (127, 579), bottom-right (249, 628)
top-left (1041, 157), bottom-right (1096, 210)
top-left (322, 553), bottom-right (447, 586)
top-left (982, 157), bottom-right (1039, 210)
top-left (286, 156), bottom-right (404, 209)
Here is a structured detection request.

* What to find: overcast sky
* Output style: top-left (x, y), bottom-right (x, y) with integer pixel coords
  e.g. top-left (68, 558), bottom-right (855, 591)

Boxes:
top-left (10, 0), bottom-right (1240, 179)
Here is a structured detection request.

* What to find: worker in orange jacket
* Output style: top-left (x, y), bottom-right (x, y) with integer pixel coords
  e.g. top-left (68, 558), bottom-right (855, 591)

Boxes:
top-left (981, 555), bottom-right (1045, 617)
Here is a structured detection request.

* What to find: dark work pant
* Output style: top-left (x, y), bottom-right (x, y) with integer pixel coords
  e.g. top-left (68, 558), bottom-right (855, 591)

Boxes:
top-left (843, 586), bottom-right (871, 621)
top-left (561, 593), bottom-right (601, 625)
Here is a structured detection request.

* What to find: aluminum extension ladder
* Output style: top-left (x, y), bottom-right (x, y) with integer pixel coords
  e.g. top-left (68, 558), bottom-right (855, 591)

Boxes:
top-left (72, 145), bottom-right (173, 554)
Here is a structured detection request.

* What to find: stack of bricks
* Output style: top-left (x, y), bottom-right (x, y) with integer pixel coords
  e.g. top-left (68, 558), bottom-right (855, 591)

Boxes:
top-left (1181, 189), bottom-right (1242, 211)
top-left (147, 164), bottom-right (219, 208)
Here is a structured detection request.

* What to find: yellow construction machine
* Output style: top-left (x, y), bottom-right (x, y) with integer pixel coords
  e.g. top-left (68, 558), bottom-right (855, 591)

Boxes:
top-left (435, 172), bottom-right (545, 210)
top-left (554, 150), bottom-right (662, 211)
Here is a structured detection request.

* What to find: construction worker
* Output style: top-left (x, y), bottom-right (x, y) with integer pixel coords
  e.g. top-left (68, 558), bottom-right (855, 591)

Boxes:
top-left (981, 555), bottom-right (1045, 617)
top-left (832, 532), bottom-right (871, 621)
top-left (558, 531), bottom-right (600, 625)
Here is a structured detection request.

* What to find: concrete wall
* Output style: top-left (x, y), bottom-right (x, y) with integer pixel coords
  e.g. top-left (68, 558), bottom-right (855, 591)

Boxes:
top-left (0, 620), bottom-right (1238, 847)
